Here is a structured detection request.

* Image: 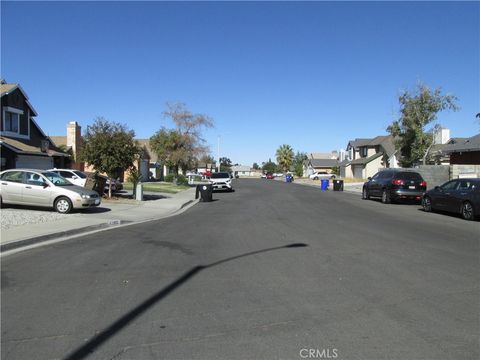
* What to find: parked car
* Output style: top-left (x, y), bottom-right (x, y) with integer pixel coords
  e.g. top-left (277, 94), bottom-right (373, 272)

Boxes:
top-left (422, 178), bottom-right (479, 221)
top-left (0, 169), bottom-right (101, 213)
top-left (48, 168), bottom-right (88, 187)
top-left (309, 171), bottom-right (336, 180)
top-left (265, 172), bottom-right (274, 180)
top-left (84, 172), bottom-right (123, 193)
top-left (209, 171), bottom-right (233, 191)
top-left (362, 169), bottom-right (426, 204)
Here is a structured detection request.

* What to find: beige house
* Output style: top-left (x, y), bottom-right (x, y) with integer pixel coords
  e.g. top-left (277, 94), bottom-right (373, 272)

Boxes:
top-left (341, 135), bottom-right (398, 179)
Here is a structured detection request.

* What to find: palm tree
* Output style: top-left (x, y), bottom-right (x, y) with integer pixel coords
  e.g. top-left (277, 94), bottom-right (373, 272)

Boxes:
top-left (275, 144), bottom-right (294, 172)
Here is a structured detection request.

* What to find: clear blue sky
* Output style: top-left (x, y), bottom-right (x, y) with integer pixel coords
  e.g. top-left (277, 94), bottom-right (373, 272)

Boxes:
top-left (2, 1), bottom-right (479, 167)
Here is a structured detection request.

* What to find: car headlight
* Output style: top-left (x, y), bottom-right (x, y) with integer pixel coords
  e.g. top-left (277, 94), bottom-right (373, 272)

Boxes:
top-left (81, 194), bottom-right (91, 199)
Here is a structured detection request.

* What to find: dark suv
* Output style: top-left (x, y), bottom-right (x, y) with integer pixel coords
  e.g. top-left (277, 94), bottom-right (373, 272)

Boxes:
top-left (362, 170), bottom-right (427, 204)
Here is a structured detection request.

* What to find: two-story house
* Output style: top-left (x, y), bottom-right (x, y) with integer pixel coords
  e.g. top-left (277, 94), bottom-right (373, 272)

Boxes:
top-left (341, 135), bottom-right (398, 179)
top-left (1, 81), bottom-right (68, 170)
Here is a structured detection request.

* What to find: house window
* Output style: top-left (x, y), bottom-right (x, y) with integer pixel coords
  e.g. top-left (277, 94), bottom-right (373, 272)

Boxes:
top-left (4, 112), bottom-right (19, 133)
top-left (361, 147), bottom-right (368, 157)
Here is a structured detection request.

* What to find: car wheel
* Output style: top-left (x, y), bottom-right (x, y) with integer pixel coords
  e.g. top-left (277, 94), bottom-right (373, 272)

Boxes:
top-left (362, 187), bottom-right (370, 200)
top-left (461, 201), bottom-right (475, 221)
top-left (55, 197), bottom-right (72, 214)
top-left (422, 196), bottom-right (432, 212)
top-left (313, 177), bottom-right (318, 180)
top-left (381, 189), bottom-right (391, 204)
top-left (331, 175), bottom-right (336, 179)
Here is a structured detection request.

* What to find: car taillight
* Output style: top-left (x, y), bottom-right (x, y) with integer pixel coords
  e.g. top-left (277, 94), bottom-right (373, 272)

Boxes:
top-left (392, 179), bottom-right (405, 186)
top-left (420, 181), bottom-right (427, 188)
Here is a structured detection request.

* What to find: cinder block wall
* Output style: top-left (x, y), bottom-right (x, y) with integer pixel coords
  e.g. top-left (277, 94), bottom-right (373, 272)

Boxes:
top-left (415, 165), bottom-right (450, 189)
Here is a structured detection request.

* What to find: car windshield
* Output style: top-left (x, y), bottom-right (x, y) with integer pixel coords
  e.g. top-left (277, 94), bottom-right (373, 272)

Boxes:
top-left (41, 171), bottom-right (74, 186)
top-left (73, 171), bottom-right (87, 179)
top-left (398, 172), bottom-right (422, 181)
top-left (211, 172), bottom-right (230, 179)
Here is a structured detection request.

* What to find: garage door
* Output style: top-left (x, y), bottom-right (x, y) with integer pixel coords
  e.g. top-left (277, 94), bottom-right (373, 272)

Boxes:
top-left (16, 155), bottom-right (53, 169)
top-left (352, 165), bottom-right (364, 179)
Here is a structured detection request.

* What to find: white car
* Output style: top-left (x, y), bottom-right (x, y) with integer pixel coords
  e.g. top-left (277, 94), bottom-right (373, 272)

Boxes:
top-left (209, 172), bottom-right (233, 191)
top-left (48, 168), bottom-right (88, 187)
top-left (309, 171), bottom-right (336, 180)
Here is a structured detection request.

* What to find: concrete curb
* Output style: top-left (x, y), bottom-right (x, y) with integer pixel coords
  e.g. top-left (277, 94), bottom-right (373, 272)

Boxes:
top-left (1, 197), bottom-right (199, 256)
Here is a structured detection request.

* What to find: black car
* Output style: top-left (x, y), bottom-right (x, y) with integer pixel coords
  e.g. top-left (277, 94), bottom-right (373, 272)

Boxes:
top-left (362, 169), bottom-right (426, 204)
top-left (422, 178), bottom-right (479, 221)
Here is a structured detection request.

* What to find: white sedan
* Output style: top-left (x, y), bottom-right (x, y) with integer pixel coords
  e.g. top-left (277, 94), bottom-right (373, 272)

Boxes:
top-left (309, 172), bottom-right (336, 180)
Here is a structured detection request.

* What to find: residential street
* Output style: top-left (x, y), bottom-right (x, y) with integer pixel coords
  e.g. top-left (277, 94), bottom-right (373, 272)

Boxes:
top-left (1, 179), bottom-right (479, 360)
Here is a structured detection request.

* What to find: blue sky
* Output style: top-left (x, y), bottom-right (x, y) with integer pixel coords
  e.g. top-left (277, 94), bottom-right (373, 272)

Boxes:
top-left (2, 1), bottom-right (479, 166)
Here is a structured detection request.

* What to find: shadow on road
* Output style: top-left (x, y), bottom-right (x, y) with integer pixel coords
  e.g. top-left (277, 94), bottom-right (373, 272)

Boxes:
top-left (64, 243), bottom-right (308, 360)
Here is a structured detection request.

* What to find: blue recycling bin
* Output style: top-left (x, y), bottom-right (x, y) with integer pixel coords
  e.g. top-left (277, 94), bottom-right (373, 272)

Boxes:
top-left (321, 179), bottom-right (329, 191)
top-left (285, 174), bottom-right (293, 183)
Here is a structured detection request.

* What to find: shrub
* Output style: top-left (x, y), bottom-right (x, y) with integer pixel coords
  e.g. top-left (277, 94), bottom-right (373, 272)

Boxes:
top-left (176, 174), bottom-right (188, 186)
top-left (165, 174), bottom-right (175, 183)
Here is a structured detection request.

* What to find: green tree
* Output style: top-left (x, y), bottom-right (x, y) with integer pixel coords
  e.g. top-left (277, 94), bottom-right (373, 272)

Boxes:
top-left (275, 144), bottom-right (295, 172)
top-left (219, 157), bottom-right (232, 172)
top-left (387, 83), bottom-right (459, 167)
top-left (293, 151), bottom-right (307, 177)
top-left (252, 162), bottom-right (260, 170)
top-left (150, 102), bottom-right (214, 175)
top-left (262, 159), bottom-right (277, 174)
top-left (80, 117), bottom-right (140, 198)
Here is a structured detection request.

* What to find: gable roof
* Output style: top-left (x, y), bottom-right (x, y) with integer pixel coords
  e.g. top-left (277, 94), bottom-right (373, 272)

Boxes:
top-left (50, 136), bottom-right (67, 147)
top-left (0, 82), bottom-right (38, 116)
top-left (347, 135), bottom-right (396, 157)
top-left (349, 151), bottom-right (384, 165)
top-left (307, 158), bottom-right (339, 168)
top-left (441, 134), bottom-right (480, 153)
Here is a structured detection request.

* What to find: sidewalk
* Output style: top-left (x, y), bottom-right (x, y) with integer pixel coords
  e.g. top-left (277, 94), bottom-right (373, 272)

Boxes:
top-left (1, 187), bottom-right (198, 253)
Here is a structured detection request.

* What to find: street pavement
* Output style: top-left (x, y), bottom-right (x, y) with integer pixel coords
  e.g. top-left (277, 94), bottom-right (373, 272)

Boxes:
top-left (1, 179), bottom-right (479, 360)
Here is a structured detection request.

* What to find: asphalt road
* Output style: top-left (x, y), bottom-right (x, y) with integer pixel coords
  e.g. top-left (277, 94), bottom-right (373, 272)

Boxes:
top-left (1, 179), bottom-right (479, 360)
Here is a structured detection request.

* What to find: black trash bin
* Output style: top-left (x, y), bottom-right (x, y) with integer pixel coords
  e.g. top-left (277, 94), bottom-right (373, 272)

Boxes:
top-left (196, 184), bottom-right (213, 202)
top-left (333, 179), bottom-right (344, 191)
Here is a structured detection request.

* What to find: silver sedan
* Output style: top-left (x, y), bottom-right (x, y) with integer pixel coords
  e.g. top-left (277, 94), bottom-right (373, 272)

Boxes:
top-left (0, 169), bottom-right (101, 214)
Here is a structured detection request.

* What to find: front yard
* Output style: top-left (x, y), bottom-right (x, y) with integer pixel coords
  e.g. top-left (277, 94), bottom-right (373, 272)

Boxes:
top-left (122, 182), bottom-right (190, 194)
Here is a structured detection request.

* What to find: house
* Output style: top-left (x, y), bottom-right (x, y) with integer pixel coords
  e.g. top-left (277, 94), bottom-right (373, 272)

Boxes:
top-left (441, 134), bottom-right (480, 165)
top-left (51, 122), bottom-right (154, 181)
top-left (303, 151), bottom-right (339, 176)
top-left (231, 165), bottom-right (255, 177)
top-left (1, 80), bottom-right (69, 170)
top-left (341, 135), bottom-right (398, 179)
top-left (303, 159), bottom-right (339, 177)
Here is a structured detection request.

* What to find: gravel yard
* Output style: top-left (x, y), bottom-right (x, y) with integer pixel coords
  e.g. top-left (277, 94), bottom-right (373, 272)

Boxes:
top-left (0, 208), bottom-right (72, 230)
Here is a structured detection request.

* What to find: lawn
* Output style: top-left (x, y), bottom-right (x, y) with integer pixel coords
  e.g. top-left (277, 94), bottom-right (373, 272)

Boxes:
top-left (123, 182), bottom-right (190, 194)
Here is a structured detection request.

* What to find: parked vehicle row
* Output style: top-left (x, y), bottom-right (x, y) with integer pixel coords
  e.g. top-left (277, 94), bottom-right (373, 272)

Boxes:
top-left (362, 169), bottom-right (479, 221)
top-left (0, 169), bottom-right (101, 214)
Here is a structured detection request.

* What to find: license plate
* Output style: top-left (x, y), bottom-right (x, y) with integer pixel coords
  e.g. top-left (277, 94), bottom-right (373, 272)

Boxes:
top-left (95, 199), bottom-right (100, 205)
top-left (409, 186), bottom-right (415, 189)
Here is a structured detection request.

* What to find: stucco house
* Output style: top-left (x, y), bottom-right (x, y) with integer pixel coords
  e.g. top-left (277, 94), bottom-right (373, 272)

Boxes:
top-left (1, 81), bottom-right (69, 170)
top-left (303, 152), bottom-right (339, 177)
top-left (341, 135), bottom-right (398, 179)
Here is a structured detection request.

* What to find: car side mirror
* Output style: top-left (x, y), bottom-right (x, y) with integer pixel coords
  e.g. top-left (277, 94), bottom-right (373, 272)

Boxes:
top-left (367, 177), bottom-right (372, 181)
top-left (43, 183), bottom-right (50, 188)
top-left (72, 176), bottom-right (78, 180)
top-left (434, 186), bottom-right (441, 191)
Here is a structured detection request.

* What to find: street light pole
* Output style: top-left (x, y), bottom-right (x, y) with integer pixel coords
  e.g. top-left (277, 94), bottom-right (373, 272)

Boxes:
top-left (217, 135), bottom-right (220, 172)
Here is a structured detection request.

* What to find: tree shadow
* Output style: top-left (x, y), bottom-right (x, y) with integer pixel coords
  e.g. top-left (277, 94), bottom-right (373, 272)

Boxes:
top-left (64, 243), bottom-right (308, 360)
